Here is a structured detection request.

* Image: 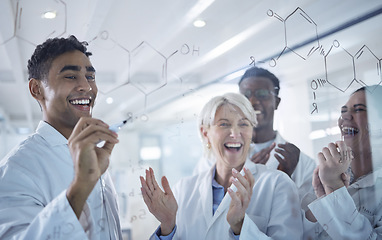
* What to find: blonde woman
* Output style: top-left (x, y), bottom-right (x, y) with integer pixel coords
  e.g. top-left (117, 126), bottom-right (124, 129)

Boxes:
top-left (141, 92), bottom-right (303, 240)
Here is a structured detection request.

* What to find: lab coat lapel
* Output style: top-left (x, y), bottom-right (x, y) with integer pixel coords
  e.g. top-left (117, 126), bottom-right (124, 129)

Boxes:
top-left (199, 165), bottom-right (215, 226)
top-left (206, 162), bottom-right (258, 231)
top-left (209, 189), bottom-right (231, 227)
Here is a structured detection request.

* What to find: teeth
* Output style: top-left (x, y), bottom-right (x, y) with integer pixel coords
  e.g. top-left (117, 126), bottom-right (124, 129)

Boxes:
top-left (70, 99), bottom-right (90, 105)
top-left (225, 143), bottom-right (242, 148)
top-left (342, 126), bottom-right (359, 135)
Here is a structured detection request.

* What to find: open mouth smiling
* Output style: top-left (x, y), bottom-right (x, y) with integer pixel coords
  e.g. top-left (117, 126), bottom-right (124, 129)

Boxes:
top-left (69, 98), bottom-right (91, 105)
top-left (341, 126), bottom-right (359, 136)
top-left (69, 98), bottom-right (92, 111)
top-left (224, 143), bottom-right (243, 151)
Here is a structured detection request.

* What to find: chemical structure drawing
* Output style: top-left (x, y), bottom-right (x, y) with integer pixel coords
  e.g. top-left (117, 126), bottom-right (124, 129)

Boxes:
top-left (248, 56), bottom-right (266, 67)
top-left (89, 30), bottom-right (199, 109)
top-left (324, 40), bottom-right (382, 93)
top-left (323, 40), bottom-right (356, 92)
top-left (267, 7), bottom-right (320, 67)
top-left (354, 45), bottom-right (382, 91)
top-left (129, 41), bottom-right (172, 96)
top-left (310, 78), bottom-right (327, 114)
top-left (0, 0), bottom-right (67, 46)
top-left (264, 6), bottom-right (382, 115)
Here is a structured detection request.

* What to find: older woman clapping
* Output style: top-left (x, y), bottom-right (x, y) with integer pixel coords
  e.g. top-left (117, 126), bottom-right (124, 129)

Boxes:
top-left (140, 92), bottom-right (303, 240)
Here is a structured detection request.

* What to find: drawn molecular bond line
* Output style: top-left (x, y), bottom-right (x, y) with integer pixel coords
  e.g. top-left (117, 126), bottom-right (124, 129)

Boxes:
top-left (1, 0), bottom-right (67, 47)
top-left (88, 30), bottom-right (199, 110)
top-left (267, 7), bottom-right (321, 67)
top-left (266, 7), bottom-right (382, 94)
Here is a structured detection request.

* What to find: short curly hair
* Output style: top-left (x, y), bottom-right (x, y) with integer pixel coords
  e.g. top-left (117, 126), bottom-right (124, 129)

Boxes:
top-left (27, 35), bottom-right (92, 81)
top-left (238, 67), bottom-right (280, 96)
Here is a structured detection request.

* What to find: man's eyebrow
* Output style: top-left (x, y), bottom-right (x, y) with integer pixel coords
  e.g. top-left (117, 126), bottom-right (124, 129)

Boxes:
top-left (86, 66), bottom-right (96, 72)
top-left (60, 65), bottom-right (81, 73)
top-left (59, 65), bottom-right (96, 73)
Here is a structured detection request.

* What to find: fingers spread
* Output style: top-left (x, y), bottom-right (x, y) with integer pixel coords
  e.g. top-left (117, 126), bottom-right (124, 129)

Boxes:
top-left (161, 176), bottom-right (174, 196)
top-left (140, 176), bottom-right (152, 197)
top-left (150, 168), bottom-right (161, 191)
top-left (145, 169), bottom-right (156, 192)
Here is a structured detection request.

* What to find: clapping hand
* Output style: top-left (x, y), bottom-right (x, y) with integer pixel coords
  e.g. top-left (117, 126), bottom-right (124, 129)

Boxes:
top-left (275, 142), bottom-right (300, 177)
top-left (227, 167), bottom-right (255, 235)
top-left (140, 168), bottom-right (178, 236)
top-left (250, 142), bottom-right (276, 164)
top-left (316, 141), bottom-right (353, 194)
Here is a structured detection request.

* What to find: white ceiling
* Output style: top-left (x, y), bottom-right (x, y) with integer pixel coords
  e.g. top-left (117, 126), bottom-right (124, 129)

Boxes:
top-left (1, 0), bottom-right (382, 134)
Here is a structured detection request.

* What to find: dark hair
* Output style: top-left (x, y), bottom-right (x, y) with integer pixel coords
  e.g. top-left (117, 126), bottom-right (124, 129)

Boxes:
top-left (238, 67), bottom-right (280, 96)
top-left (27, 35), bottom-right (92, 81)
top-left (353, 86), bottom-right (366, 94)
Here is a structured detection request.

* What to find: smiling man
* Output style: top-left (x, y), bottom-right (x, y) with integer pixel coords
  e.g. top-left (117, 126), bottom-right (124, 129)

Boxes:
top-left (237, 67), bottom-right (316, 200)
top-left (0, 36), bottom-right (122, 239)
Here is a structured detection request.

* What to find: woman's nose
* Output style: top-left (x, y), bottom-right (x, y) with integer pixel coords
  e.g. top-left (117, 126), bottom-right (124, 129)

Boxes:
top-left (230, 126), bottom-right (240, 138)
top-left (340, 111), bottom-right (353, 121)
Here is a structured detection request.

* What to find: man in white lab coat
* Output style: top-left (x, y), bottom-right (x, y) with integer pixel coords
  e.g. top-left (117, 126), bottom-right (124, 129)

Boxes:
top-left (0, 36), bottom-right (122, 239)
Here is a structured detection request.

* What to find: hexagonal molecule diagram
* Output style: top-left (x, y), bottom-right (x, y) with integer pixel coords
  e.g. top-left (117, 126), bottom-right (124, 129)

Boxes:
top-left (4, 0), bottom-right (67, 46)
top-left (324, 40), bottom-right (356, 92)
top-left (87, 30), bottom-right (132, 95)
top-left (0, 1), bottom-right (17, 45)
top-left (129, 41), bottom-right (167, 97)
top-left (268, 7), bottom-right (320, 66)
top-left (354, 45), bottom-right (382, 90)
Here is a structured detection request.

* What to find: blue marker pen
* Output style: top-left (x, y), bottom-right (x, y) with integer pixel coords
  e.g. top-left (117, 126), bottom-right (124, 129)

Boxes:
top-left (109, 117), bottom-right (131, 132)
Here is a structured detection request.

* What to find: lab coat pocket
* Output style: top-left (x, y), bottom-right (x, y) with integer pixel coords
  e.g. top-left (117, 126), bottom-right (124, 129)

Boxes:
top-left (247, 214), bottom-right (268, 233)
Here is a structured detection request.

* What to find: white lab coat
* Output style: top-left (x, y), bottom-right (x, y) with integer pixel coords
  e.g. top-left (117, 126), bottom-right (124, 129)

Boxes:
top-left (0, 121), bottom-right (122, 240)
top-left (152, 161), bottom-right (303, 240)
top-left (194, 131), bottom-right (317, 200)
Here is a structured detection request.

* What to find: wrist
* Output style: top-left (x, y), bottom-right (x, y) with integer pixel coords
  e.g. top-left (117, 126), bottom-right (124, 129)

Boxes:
top-left (323, 182), bottom-right (344, 194)
top-left (160, 221), bottom-right (176, 236)
top-left (230, 219), bottom-right (243, 235)
top-left (66, 179), bottom-right (97, 218)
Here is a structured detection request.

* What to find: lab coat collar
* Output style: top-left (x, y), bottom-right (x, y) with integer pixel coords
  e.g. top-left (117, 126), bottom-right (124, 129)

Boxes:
top-left (36, 121), bottom-right (68, 147)
top-left (199, 164), bottom-right (215, 226)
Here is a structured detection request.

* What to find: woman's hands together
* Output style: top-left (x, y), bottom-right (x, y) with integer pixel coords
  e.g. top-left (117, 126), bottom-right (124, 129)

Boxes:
top-left (227, 167), bottom-right (255, 235)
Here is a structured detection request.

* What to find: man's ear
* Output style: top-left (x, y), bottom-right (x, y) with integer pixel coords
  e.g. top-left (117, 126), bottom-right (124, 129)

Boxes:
top-left (275, 96), bottom-right (281, 110)
top-left (29, 78), bottom-right (44, 101)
